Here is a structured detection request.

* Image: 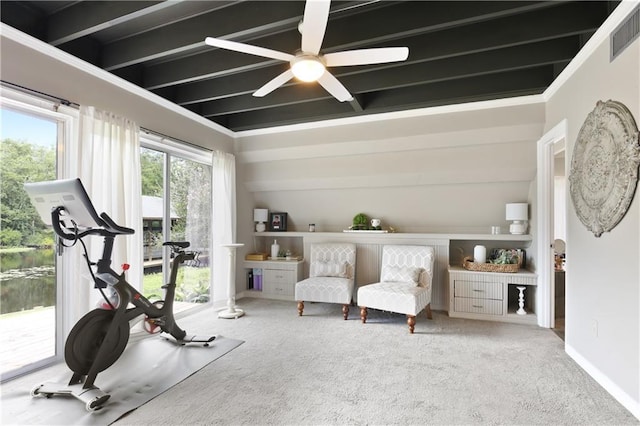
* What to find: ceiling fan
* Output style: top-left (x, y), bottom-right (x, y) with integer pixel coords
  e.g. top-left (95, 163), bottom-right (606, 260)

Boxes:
top-left (204, 0), bottom-right (409, 102)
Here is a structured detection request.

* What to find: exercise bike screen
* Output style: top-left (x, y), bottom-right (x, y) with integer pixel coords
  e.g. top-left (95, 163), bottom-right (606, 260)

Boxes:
top-left (24, 178), bottom-right (104, 229)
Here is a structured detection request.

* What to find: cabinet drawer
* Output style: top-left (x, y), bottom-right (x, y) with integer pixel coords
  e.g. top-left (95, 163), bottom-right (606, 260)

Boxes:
top-left (454, 298), bottom-right (503, 315)
top-left (264, 269), bottom-right (296, 285)
top-left (454, 280), bottom-right (503, 300)
top-left (263, 280), bottom-right (294, 297)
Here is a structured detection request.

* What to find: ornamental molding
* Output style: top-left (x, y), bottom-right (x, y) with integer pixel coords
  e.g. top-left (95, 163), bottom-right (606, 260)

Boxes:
top-left (569, 100), bottom-right (640, 237)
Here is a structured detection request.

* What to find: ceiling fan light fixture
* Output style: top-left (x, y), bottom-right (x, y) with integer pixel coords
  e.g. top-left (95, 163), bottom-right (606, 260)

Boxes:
top-left (291, 56), bottom-right (325, 82)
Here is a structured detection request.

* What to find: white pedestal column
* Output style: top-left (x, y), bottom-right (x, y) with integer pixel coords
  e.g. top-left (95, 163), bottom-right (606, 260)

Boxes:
top-left (218, 243), bottom-right (245, 319)
top-left (516, 286), bottom-right (527, 315)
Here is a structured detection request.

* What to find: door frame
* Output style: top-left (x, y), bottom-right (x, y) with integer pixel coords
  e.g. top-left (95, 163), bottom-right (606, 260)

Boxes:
top-left (536, 119), bottom-right (568, 328)
top-left (1, 87), bottom-right (77, 379)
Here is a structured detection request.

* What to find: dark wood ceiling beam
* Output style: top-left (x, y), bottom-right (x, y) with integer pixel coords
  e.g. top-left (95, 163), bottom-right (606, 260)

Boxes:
top-left (0, 1), bottom-right (47, 40)
top-left (141, 0), bottom-right (606, 91)
top-left (101, 1), bottom-right (306, 71)
top-left (168, 0), bottom-right (597, 104)
top-left (348, 37), bottom-right (579, 93)
top-left (98, 1), bottom-right (554, 72)
top-left (46, 1), bottom-right (166, 46)
top-left (217, 67), bottom-right (553, 131)
top-left (191, 37), bottom-right (576, 118)
top-left (320, 1), bottom-right (562, 51)
top-left (212, 97), bottom-right (358, 131)
top-left (363, 67), bottom-right (553, 111)
top-left (99, 1), bottom-right (394, 71)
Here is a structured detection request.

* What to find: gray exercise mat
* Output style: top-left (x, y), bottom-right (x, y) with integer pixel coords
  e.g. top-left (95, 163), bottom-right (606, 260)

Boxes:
top-left (1, 335), bottom-right (243, 425)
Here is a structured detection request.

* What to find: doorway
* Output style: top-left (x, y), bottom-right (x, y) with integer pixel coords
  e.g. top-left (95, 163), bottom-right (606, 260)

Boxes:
top-left (536, 119), bottom-right (568, 330)
top-left (552, 145), bottom-right (567, 340)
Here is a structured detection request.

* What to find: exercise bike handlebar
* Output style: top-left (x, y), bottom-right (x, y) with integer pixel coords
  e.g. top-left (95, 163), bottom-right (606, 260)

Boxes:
top-left (50, 206), bottom-right (134, 241)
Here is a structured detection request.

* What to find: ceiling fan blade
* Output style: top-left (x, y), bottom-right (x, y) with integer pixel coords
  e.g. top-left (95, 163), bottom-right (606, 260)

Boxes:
top-left (324, 47), bottom-right (409, 67)
top-left (300, 0), bottom-right (330, 55)
top-left (205, 37), bottom-right (294, 62)
top-left (317, 71), bottom-right (353, 102)
top-left (253, 69), bottom-right (295, 97)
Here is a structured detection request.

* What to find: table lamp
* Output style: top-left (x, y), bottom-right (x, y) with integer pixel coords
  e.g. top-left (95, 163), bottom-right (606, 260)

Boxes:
top-left (254, 208), bottom-right (268, 232)
top-left (506, 203), bottom-right (528, 235)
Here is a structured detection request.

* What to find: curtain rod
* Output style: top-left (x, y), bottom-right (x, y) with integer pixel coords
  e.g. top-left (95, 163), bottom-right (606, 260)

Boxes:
top-left (1, 80), bottom-right (78, 108)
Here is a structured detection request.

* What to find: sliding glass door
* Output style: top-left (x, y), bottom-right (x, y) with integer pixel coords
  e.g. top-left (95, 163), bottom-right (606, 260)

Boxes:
top-left (0, 107), bottom-right (62, 380)
top-left (140, 139), bottom-right (213, 310)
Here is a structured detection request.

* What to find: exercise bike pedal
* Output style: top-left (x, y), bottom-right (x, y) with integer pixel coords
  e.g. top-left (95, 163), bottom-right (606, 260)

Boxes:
top-left (177, 335), bottom-right (216, 346)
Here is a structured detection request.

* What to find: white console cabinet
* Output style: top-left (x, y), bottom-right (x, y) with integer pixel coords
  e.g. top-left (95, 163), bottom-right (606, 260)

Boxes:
top-left (243, 260), bottom-right (303, 301)
top-left (448, 266), bottom-right (537, 324)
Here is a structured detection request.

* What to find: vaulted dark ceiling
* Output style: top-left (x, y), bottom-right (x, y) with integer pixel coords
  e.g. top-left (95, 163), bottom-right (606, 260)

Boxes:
top-left (0, 1), bottom-right (619, 132)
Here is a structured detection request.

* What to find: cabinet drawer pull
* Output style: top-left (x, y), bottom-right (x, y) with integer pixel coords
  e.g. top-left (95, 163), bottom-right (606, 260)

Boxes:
top-left (472, 289), bottom-right (484, 292)
top-left (472, 305), bottom-right (483, 308)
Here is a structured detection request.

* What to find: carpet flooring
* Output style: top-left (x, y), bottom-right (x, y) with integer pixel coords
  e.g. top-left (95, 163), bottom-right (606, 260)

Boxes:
top-left (1, 331), bottom-right (242, 425)
top-left (108, 298), bottom-right (636, 425)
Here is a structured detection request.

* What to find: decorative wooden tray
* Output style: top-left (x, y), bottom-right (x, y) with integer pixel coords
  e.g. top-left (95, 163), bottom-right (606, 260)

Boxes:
top-left (268, 256), bottom-right (303, 261)
top-left (462, 256), bottom-right (519, 273)
top-left (245, 253), bottom-right (268, 261)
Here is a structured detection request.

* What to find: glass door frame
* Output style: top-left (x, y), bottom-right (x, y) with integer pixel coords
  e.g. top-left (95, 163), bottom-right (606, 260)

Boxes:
top-left (140, 132), bottom-right (214, 306)
top-left (1, 87), bottom-right (78, 380)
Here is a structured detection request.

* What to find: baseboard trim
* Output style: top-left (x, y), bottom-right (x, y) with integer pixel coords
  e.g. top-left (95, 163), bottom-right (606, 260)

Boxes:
top-left (566, 343), bottom-right (640, 421)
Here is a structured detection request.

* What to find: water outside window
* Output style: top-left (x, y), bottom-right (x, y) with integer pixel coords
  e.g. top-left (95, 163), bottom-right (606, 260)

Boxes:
top-left (0, 108), bottom-right (59, 378)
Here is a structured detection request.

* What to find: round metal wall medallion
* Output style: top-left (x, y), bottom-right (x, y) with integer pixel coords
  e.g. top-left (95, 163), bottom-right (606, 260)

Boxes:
top-left (569, 100), bottom-right (640, 237)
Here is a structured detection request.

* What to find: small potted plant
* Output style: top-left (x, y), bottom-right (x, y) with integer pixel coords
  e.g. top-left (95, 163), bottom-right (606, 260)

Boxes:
top-left (352, 213), bottom-right (369, 230)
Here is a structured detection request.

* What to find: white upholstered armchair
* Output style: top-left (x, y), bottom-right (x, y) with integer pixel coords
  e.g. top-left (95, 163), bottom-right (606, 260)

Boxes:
top-left (357, 245), bottom-right (435, 333)
top-left (295, 243), bottom-right (357, 320)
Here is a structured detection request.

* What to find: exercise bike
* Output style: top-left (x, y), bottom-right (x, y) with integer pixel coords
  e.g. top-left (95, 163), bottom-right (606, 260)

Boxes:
top-left (25, 178), bottom-right (215, 411)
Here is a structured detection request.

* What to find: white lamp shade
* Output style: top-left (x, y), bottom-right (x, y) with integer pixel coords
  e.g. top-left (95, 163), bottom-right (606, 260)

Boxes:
top-left (506, 203), bottom-right (528, 221)
top-left (254, 208), bottom-right (268, 222)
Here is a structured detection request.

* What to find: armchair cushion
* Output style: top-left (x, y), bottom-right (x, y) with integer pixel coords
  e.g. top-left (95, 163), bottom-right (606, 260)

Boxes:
top-left (380, 265), bottom-right (421, 285)
top-left (358, 281), bottom-right (429, 316)
top-left (310, 260), bottom-right (348, 278)
top-left (295, 276), bottom-right (353, 304)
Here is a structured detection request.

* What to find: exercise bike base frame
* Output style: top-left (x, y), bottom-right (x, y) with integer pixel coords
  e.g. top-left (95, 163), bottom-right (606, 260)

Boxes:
top-left (31, 381), bottom-right (110, 412)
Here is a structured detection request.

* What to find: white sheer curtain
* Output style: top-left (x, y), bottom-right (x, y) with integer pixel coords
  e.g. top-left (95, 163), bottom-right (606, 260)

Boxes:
top-left (211, 150), bottom-right (237, 306)
top-left (67, 106), bottom-right (143, 319)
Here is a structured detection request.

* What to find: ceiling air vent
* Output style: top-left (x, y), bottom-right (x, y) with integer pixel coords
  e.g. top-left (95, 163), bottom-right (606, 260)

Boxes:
top-left (610, 4), bottom-right (640, 61)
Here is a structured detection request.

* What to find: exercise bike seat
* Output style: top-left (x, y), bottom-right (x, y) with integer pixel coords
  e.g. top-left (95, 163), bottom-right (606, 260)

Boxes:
top-left (163, 241), bottom-right (190, 249)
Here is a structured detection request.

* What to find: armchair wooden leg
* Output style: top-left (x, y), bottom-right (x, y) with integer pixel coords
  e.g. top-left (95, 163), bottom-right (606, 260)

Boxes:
top-left (297, 301), bottom-right (304, 316)
top-left (425, 303), bottom-right (433, 319)
top-left (407, 315), bottom-right (416, 334)
top-left (342, 304), bottom-right (349, 320)
top-left (359, 307), bottom-right (368, 323)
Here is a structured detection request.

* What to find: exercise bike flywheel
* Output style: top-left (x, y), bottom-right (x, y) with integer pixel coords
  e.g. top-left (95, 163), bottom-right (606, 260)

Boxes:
top-left (65, 309), bottom-right (130, 375)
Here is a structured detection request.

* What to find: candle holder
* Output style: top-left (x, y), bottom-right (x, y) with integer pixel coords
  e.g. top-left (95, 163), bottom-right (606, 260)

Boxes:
top-left (516, 286), bottom-right (527, 315)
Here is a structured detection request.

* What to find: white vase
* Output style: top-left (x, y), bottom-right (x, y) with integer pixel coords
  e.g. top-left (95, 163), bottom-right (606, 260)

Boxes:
top-left (473, 245), bottom-right (486, 263)
top-left (271, 240), bottom-right (279, 259)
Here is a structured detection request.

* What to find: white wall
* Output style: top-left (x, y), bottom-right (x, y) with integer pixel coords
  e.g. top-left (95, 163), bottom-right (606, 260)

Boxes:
top-left (236, 102), bottom-right (544, 251)
top-left (545, 8), bottom-right (640, 415)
